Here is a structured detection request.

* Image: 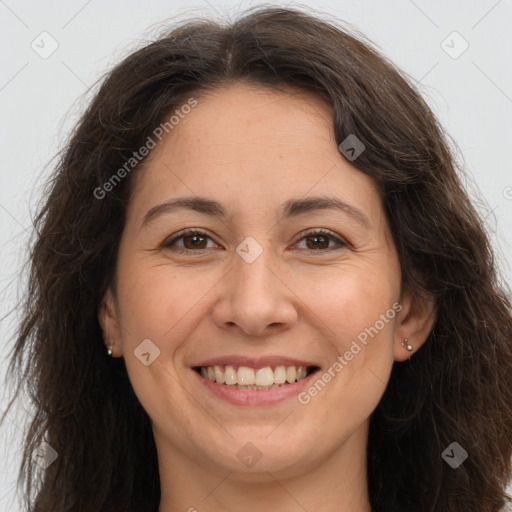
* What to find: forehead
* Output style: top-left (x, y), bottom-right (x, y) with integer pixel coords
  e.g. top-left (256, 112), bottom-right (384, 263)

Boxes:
top-left (127, 82), bottom-right (381, 224)
top-left (148, 82), bottom-right (336, 166)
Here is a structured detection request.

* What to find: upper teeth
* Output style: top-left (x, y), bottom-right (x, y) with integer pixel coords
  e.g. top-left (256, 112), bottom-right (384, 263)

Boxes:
top-left (200, 365), bottom-right (308, 386)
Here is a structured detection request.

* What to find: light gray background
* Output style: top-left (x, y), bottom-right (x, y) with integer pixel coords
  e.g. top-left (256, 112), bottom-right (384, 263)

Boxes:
top-left (1, 0), bottom-right (511, 509)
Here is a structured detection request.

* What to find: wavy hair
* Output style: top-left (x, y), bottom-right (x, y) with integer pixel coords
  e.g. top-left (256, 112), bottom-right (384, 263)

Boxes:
top-left (2, 4), bottom-right (512, 511)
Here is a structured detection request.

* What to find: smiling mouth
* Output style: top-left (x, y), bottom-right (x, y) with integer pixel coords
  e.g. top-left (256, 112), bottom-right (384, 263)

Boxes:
top-left (193, 364), bottom-right (320, 390)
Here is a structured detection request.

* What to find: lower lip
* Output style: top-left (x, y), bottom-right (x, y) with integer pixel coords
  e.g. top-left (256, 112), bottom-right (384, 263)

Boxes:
top-left (192, 368), bottom-right (319, 406)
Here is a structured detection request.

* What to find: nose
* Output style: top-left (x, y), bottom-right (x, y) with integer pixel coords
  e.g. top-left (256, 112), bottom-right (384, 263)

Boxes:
top-left (211, 244), bottom-right (298, 337)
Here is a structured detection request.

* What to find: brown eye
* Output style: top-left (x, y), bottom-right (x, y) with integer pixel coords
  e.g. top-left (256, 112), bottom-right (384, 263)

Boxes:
top-left (295, 229), bottom-right (347, 251)
top-left (162, 229), bottom-right (217, 253)
top-left (181, 233), bottom-right (208, 250)
top-left (161, 228), bottom-right (347, 254)
top-left (305, 234), bottom-right (330, 250)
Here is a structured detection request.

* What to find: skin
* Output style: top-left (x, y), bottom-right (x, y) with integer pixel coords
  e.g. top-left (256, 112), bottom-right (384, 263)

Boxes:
top-left (99, 82), bottom-right (436, 512)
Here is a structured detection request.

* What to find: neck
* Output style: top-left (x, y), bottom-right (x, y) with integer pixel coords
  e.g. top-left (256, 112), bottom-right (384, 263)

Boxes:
top-left (155, 422), bottom-right (373, 512)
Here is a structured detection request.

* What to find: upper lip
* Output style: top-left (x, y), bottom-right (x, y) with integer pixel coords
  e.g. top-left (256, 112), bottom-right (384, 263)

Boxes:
top-left (192, 355), bottom-right (320, 368)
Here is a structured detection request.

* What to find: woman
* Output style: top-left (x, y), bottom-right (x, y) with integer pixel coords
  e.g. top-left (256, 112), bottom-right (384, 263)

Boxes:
top-left (2, 5), bottom-right (511, 512)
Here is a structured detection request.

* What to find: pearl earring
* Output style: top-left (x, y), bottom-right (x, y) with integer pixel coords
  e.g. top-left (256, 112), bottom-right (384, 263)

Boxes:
top-left (401, 338), bottom-right (413, 352)
top-left (107, 341), bottom-right (114, 356)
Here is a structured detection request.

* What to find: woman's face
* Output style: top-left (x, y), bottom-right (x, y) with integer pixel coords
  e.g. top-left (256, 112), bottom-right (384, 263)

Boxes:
top-left (100, 82), bottom-right (430, 480)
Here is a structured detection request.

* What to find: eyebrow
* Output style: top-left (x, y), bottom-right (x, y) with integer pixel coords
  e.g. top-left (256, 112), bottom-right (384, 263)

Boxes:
top-left (141, 195), bottom-right (370, 228)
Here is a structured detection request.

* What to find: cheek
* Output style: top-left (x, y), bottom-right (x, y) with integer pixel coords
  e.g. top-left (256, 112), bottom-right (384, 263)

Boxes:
top-left (298, 261), bottom-right (399, 339)
top-left (115, 254), bottom-right (198, 344)
top-left (299, 270), bottom-right (399, 437)
top-left (294, 261), bottom-right (400, 408)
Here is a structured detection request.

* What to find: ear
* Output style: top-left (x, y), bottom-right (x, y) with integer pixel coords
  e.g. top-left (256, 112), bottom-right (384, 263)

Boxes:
top-left (393, 287), bottom-right (437, 362)
top-left (98, 287), bottom-right (122, 357)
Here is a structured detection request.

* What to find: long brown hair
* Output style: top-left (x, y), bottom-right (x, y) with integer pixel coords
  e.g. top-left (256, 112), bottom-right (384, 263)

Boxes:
top-left (2, 5), bottom-right (511, 511)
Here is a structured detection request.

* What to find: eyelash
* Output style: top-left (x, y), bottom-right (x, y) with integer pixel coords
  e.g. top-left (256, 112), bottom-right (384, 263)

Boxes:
top-left (161, 228), bottom-right (347, 254)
